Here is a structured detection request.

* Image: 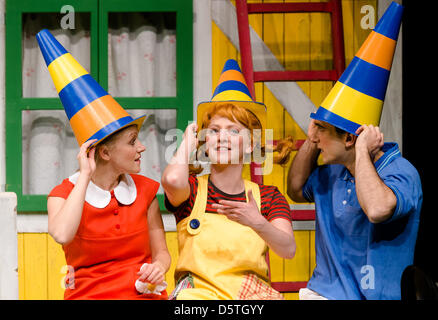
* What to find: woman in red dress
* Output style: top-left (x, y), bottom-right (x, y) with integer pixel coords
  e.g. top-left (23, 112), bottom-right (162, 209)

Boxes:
top-left (48, 126), bottom-right (170, 300)
top-left (37, 28), bottom-right (170, 300)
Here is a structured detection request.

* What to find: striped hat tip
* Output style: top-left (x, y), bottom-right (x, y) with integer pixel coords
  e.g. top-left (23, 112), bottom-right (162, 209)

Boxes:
top-left (37, 29), bottom-right (146, 147)
top-left (374, 1), bottom-right (404, 40)
top-left (311, 1), bottom-right (403, 134)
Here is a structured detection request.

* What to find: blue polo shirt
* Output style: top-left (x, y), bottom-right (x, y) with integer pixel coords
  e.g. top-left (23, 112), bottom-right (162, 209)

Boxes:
top-left (303, 143), bottom-right (422, 300)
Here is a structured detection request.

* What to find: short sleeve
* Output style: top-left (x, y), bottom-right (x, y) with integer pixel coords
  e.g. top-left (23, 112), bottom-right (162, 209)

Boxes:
top-left (47, 178), bottom-right (74, 199)
top-left (302, 168), bottom-right (318, 203)
top-left (164, 174), bottom-right (198, 223)
top-left (260, 186), bottom-right (293, 223)
top-left (380, 159), bottom-right (423, 223)
top-left (144, 177), bottom-right (160, 206)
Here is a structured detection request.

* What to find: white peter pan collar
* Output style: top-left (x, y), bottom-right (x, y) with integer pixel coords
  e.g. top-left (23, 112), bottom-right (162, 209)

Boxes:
top-left (68, 172), bottom-right (137, 208)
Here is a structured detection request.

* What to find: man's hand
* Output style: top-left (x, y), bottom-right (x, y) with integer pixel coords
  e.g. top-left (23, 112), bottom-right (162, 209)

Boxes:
top-left (307, 119), bottom-right (318, 141)
top-left (355, 125), bottom-right (384, 160)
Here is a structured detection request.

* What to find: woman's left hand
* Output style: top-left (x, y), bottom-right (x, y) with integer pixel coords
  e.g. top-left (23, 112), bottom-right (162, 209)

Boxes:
top-left (136, 262), bottom-right (165, 284)
top-left (213, 190), bottom-right (267, 231)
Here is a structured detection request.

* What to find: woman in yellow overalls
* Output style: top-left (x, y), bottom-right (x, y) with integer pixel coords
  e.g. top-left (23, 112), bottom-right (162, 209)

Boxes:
top-left (162, 59), bottom-right (296, 300)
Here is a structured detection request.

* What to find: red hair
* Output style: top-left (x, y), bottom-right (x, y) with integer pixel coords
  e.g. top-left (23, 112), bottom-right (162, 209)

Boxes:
top-left (190, 103), bottom-right (294, 173)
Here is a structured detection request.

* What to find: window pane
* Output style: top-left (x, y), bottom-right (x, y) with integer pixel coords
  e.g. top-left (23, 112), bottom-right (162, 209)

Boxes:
top-left (22, 12), bottom-right (91, 98)
top-left (108, 12), bottom-right (176, 97)
top-left (22, 109), bottom-right (176, 195)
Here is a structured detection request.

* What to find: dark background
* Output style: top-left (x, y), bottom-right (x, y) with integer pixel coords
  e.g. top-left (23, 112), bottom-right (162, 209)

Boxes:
top-left (402, 0), bottom-right (436, 282)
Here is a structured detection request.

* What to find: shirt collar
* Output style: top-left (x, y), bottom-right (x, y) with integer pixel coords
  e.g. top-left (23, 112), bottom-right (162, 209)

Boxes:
top-left (374, 142), bottom-right (401, 174)
top-left (68, 172), bottom-right (137, 208)
top-left (340, 142), bottom-right (400, 181)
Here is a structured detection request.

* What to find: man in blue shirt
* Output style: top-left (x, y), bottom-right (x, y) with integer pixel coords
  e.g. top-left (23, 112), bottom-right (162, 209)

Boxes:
top-left (286, 2), bottom-right (422, 300)
top-left (287, 120), bottom-right (422, 299)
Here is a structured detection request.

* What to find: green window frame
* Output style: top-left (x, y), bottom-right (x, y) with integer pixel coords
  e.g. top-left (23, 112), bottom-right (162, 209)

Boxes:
top-left (5, 0), bottom-right (193, 212)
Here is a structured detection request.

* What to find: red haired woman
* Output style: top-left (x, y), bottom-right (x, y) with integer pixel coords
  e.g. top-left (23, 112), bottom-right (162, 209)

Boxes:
top-left (162, 60), bottom-right (296, 300)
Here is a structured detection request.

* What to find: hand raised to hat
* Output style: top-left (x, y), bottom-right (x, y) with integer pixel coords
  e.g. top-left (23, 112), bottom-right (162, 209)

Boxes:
top-left (183, 122), bottom-right (198, 150)
top-left (306, 119), bottom-right (319, 145)
top-left (181, 123), bottom-right (199, 163)
top-left (213, 189), bottom-right (266, 230)
top-left (355, 125), bottom-right (384, 160)
top-left (77, 139), bottom-right (97, 179)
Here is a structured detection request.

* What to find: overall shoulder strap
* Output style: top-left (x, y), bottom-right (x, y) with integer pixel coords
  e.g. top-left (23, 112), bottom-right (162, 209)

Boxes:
top-left (186, 174), bottom-right (209, 235)
top-left (243, 179), bottom-right (261, 211)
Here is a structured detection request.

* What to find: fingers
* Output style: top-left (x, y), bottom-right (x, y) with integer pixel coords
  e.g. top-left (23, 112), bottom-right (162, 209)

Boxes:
top-left (214, 191), bottom-right (257, 214)
top-left (216, 199), bottom-right (244, 208)
top-left (356, 125), bottom-right (384, 141)
top-left (215, 206), bottom-right (239, 223)
top-left (355, 125), bottom-right (366, 135)
top-left (215, 190), bottom-right (257, 210)
top-left (77, 139), bottom-right (98, 176)
top-left (183, 123), bottom-right (199, 153)
top-left (215, 205), bottom-right (236, 215)
top-left (355, 125), bottom-right (384, 159)
top-left (189, 122), bottom-right (198, 131)
top-left (88, 146), bottom-right (96, 159)
top-left (77, 140), bottom-right (94, 160)
top-left (78, 139), bottom-right (97, 158)
top-left (307, 120), bottom-right (318, 140)
top-left (82, 139), bottom-right (97, 151)
top-left (212, 203), bottom-right (239, 223)
top-left (184, 123), bottom-right (198, 137)
top-left (356, 125), bottom-right (382, 136)
top-left (137, 263), bottom-right (164, 284)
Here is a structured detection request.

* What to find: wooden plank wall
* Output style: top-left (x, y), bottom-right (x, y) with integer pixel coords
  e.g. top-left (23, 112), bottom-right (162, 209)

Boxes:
top-left (17, 0), bottom-right (376, 300)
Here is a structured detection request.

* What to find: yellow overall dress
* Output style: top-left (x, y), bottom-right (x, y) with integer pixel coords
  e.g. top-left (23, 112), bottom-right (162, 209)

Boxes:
top-left (173, 174), bottom-right (283, 300)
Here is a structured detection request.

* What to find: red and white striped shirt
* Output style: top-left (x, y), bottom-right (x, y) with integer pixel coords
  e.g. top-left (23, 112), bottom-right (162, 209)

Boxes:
top-left (165, 174), bottom-right (293, 224)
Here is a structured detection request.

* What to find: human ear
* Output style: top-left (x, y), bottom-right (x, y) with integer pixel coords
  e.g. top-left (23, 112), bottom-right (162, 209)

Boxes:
top-left (345, 133), bottom-right (357, 148)
top-left (98, 145), bottom-right (111, 161)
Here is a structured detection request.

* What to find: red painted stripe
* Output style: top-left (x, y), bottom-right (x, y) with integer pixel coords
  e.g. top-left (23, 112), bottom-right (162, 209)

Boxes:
top-left (247, 2), bottom-right (331, 13)
top-left (291, 210), bottom-right (315, 221)
top-left (271, 281), bottom-right (308, 292)
top-left (254, 70), bottom-right (338, 82)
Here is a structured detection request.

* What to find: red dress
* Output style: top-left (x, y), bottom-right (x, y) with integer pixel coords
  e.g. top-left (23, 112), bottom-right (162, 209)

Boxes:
top-left (48, 173), bottom-right (168, 300)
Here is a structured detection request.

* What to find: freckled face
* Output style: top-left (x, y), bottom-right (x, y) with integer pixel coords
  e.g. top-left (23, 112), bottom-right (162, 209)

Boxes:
top-left (204, 116), bottom-right (250, 165)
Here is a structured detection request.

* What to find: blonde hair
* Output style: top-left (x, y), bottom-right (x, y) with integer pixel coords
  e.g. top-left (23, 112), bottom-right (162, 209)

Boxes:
top-left (190, 103), bottom-right (294, 174)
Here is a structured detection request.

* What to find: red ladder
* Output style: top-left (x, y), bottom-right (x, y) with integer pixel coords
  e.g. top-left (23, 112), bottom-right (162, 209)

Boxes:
top-left (236, 0), bottom-right (345, 97)
top-left (235, 0), bottom-right (346, 295)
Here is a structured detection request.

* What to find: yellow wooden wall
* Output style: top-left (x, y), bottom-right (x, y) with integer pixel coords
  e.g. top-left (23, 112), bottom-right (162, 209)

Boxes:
top-left (17, 0), bottom-right (376, 300)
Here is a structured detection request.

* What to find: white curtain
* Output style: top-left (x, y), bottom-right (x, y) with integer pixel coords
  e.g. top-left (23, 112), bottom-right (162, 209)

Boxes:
top-left (22, 13), bottom-right (176, 195)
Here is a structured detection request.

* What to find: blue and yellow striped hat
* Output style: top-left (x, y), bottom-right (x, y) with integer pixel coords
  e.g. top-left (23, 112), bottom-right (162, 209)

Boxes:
top-left (311, 1), bottom-right (403, 134)
top-left (197, 59), bottom-right (266, 131)
top-left (36, 29), bottom-right (146, 148)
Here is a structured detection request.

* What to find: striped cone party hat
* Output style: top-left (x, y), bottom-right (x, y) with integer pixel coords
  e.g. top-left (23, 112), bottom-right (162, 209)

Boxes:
top-left (197, 59), bottom-right (266, 131)
top-left (36, 29), bottom-right (146, 148)
top-left (310, 1), bottom-right (403, 134)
